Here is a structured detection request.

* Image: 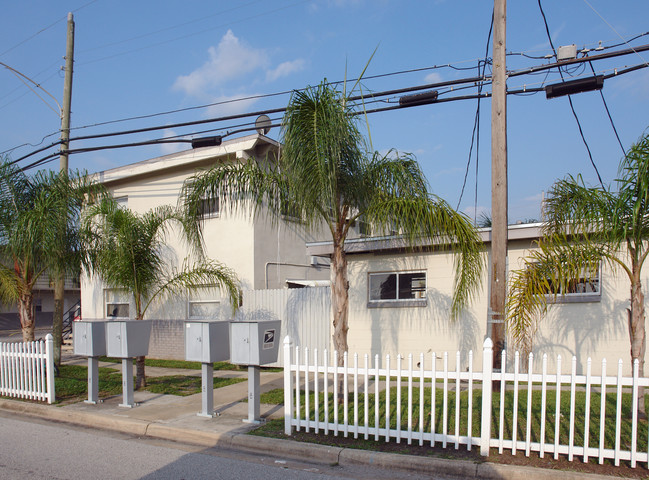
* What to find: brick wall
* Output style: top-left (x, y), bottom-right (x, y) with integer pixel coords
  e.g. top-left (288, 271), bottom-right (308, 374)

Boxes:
top-left (147, 319), bottom-right (185, 360)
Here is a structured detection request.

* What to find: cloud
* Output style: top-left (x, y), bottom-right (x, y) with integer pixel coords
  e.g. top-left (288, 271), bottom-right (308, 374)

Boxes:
top-left (424, 72), bottom-right (442, 84)
top-left (266, 59), bottom-right (306, 82)
top-left (173, 30), bottom-right (268, 98)
top-left (159, 129), bottom-right (187, 155)
top-left (205, 93), bottom-right (263, 117)
top-left (611, 69), bottom-right (649, 100)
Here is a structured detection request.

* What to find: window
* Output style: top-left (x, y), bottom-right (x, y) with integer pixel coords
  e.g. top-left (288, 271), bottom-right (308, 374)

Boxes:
top-left (544, 262), bottom-right (601, 303)
top-left (280, 198), bottom-right (302, 222)
top-left (198, 195), bottom-right (219, 218)
top-left (115, 196), bottom-right (128, 209)
top-left (188, 300), bottom-right (221, 319)
top-left (187, 287), bottom-right (221, 319)
top-left (368, 271), bottom-right (427, 307)
top-left (105, 289), bottom-right (130, 318)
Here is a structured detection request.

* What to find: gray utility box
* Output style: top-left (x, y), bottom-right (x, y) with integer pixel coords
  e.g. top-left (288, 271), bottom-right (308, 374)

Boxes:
top-left (229, 320), bottom-right (281, 366)
top-left (106, 320), bottom-right (152, 358)
top-left (185, 320), bottom-right (230, 363)
top-left (73, 320), bottom-right (107, 357)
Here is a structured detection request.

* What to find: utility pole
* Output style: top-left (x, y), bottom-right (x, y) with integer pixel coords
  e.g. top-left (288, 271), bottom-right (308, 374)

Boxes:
top-left (60, 12), bottom-right (75, 171)
top-left (490, 0), bottom-right (507, 375)
top-left (53, 12), bottom-right (75, 368)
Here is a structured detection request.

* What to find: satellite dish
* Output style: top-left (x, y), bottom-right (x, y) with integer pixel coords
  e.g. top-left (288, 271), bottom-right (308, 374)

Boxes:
top-left (255, 114), bottom-right (272, 135)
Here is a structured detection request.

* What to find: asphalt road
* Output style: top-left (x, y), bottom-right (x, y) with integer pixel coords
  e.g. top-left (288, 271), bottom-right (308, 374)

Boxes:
top-left (0, 412), bottom-right (437, 480)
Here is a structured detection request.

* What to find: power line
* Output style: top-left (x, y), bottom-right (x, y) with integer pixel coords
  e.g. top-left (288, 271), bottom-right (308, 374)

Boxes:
top-left (77, 0), bottom-right (310, 67)
top-left (0, 0), bottom-right (99, 58)
top-left (16, 60), bottom-right (648, 174)
top-left (537, 0), bottom-right (603, 187)
top-left (457, 8), bottom-right (494, 217)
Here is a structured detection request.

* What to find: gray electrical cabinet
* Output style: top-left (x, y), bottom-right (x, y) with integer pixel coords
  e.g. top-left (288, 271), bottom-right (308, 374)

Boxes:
top-left (229, 320), bottom-right (281, 366)
top-left (73, 320), bottom-right (107, 357)
top-left (184, 320), bottom-right (230, 363)
top-left (105, 320), bottom-right (152, 358)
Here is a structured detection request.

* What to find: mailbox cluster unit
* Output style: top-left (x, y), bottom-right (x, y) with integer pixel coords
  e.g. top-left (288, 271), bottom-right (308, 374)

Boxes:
top-left (184, 319), bottom-right (281, 421)
top-left (73, 319), bottom-right (152, 407)
top-left (73, 318), bottom-right (281, 420)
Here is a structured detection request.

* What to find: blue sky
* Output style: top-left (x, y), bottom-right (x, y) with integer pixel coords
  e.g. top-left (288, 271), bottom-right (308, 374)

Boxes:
top-left (1, 0), bottom-right (648, 223)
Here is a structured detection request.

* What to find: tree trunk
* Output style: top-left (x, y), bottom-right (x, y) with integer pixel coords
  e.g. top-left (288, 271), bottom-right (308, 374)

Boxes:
top-left (134, 311), bottom-right (147, 389)
top-left (19, 292), bottom-right (35, 342)
top-left (135, 355), bottom-right (146, 390)
top-left (629, 271), bottom-right (646, 417)
top-left (52, 276), bottom-right (65, 369)
top-left (331, 239), bottom-right (349, 367)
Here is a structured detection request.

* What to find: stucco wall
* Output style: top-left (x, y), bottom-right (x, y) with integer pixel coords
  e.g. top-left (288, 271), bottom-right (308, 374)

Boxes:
top-left (344, 238), bottom-right (648, 376)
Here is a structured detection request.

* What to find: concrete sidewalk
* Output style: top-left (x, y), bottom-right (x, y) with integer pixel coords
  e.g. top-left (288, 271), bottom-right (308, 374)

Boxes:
top-left (0, 353), bottom-right (617, 480)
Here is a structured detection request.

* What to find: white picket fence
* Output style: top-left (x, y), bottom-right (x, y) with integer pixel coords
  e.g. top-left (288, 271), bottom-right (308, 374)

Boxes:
top-left (283, 336), bottom-right (649, 469)
top-left (0, 334), bottom-right (55, 404)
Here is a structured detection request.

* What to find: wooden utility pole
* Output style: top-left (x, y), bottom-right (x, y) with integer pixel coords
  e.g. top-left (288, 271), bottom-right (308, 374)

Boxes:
top-left (490, 0), bottom-right (507, 372)
top-left (53, 12), bottom-right (75, 368)
top-left (60, 12), bottom-right (75, 171)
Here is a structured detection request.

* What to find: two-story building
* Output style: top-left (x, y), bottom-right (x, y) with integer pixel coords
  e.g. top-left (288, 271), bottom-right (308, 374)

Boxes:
top-left (81, 133), bottom-right (330, 358)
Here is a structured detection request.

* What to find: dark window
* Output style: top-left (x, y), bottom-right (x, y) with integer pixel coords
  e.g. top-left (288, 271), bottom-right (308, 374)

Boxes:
top-left (369, 271), bottom-right (426, 302)
top-left (198, 196), bottom-right (219, 218)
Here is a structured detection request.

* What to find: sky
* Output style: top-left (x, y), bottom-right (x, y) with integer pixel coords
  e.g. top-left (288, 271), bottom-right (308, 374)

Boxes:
top-left (1, 0), bottom-right (648, 224)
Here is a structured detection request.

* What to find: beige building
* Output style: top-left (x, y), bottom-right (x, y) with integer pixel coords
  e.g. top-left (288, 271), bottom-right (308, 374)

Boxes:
top-left (80, 134), bottom-right (330, 356)
top-left (307, 223), bottom-right (646, 375)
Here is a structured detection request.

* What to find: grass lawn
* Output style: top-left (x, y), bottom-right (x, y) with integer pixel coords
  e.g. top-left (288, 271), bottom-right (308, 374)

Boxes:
top-left (97, 357), bottom-right (282, 372)
top-left (52, 364), bottom-right (244, 402)
top-left (251, 386), bottom-right (649, 478)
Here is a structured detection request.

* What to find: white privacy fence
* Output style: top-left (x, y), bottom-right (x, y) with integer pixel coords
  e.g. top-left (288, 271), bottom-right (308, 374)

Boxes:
top-left (239, 287), bottom-right (330, 367)
top-left (0, 334), bottom-right (55, 404)
top-left (283, 336), bottom-right (649, 469)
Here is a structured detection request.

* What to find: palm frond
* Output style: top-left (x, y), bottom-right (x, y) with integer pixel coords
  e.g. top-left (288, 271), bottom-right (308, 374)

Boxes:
top-left (143, 260), bottom-right (240, 317)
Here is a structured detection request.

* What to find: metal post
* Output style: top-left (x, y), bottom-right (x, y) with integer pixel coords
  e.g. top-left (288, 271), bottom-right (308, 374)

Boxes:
top-left (85, 356), bottom-right (100, 404)
top-left (198, 362), bottom-right (215, 417)
top-left (120, 358), bottom-right (135, 408)
top-left (245, 365), bottom-right (261, 423)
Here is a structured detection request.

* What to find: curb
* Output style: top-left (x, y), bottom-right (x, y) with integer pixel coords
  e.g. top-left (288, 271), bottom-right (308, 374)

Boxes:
top-left (0, 399), bottom-right (618, 480)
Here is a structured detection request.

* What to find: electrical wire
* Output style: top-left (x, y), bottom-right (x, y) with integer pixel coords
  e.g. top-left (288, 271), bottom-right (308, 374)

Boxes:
top-left (587, 59), bottom-right (626, 157)
top-left (457, 9), bottom-right (494, 218)
top-left (0, 0), bottom-right (98, 59)
top-left (537, 0), bottom-right (604, 187)
top-left (77, 0), bottom-right (310, 67)
top-left (15, 60), bottom-right (648, 175)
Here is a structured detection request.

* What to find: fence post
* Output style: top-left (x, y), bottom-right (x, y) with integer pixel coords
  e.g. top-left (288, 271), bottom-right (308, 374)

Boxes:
top-left (45, 334), bottom-right (55, 404)
top-left (283, 335), bottom-right (293, 435)
top-left (480, 338), bottom-right (493, 456)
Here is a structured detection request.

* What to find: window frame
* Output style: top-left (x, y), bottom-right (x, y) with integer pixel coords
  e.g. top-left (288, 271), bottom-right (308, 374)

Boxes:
top-left (367, 270), bottom-right (427, 308)
top-left (104, 288), bottom-right (130, 319)
top-left (187, 286), bottom-right (221, 319)
top-left (545, 261), bottom-right (602, 304)
top-left (198, 194), bottom-right (220, 219)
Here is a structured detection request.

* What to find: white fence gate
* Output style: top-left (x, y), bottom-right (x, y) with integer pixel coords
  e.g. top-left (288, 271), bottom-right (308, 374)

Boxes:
top-left (284, 336), bottom-right (649, 469)
top-left (239, 287), bottom-right (330, 366)
top-left (0, 334), bottom-right (55, 404)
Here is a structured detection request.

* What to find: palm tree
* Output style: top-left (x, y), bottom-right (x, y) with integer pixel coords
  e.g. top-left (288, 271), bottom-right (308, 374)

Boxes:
top-left (181, 82), bottom-right (484, 361)
top-left (82, 197), bottom-right (240, 389)
top-left (0, 162), bottom-right (91, 343)
top-left (506, 131), bottom-right (649, 411)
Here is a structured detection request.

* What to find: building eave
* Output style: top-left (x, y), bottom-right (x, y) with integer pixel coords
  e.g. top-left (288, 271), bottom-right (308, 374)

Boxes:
top-left (306, 222), bottom-right (544, 257)
top-left (89, 134), bottom-right (279, 187)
